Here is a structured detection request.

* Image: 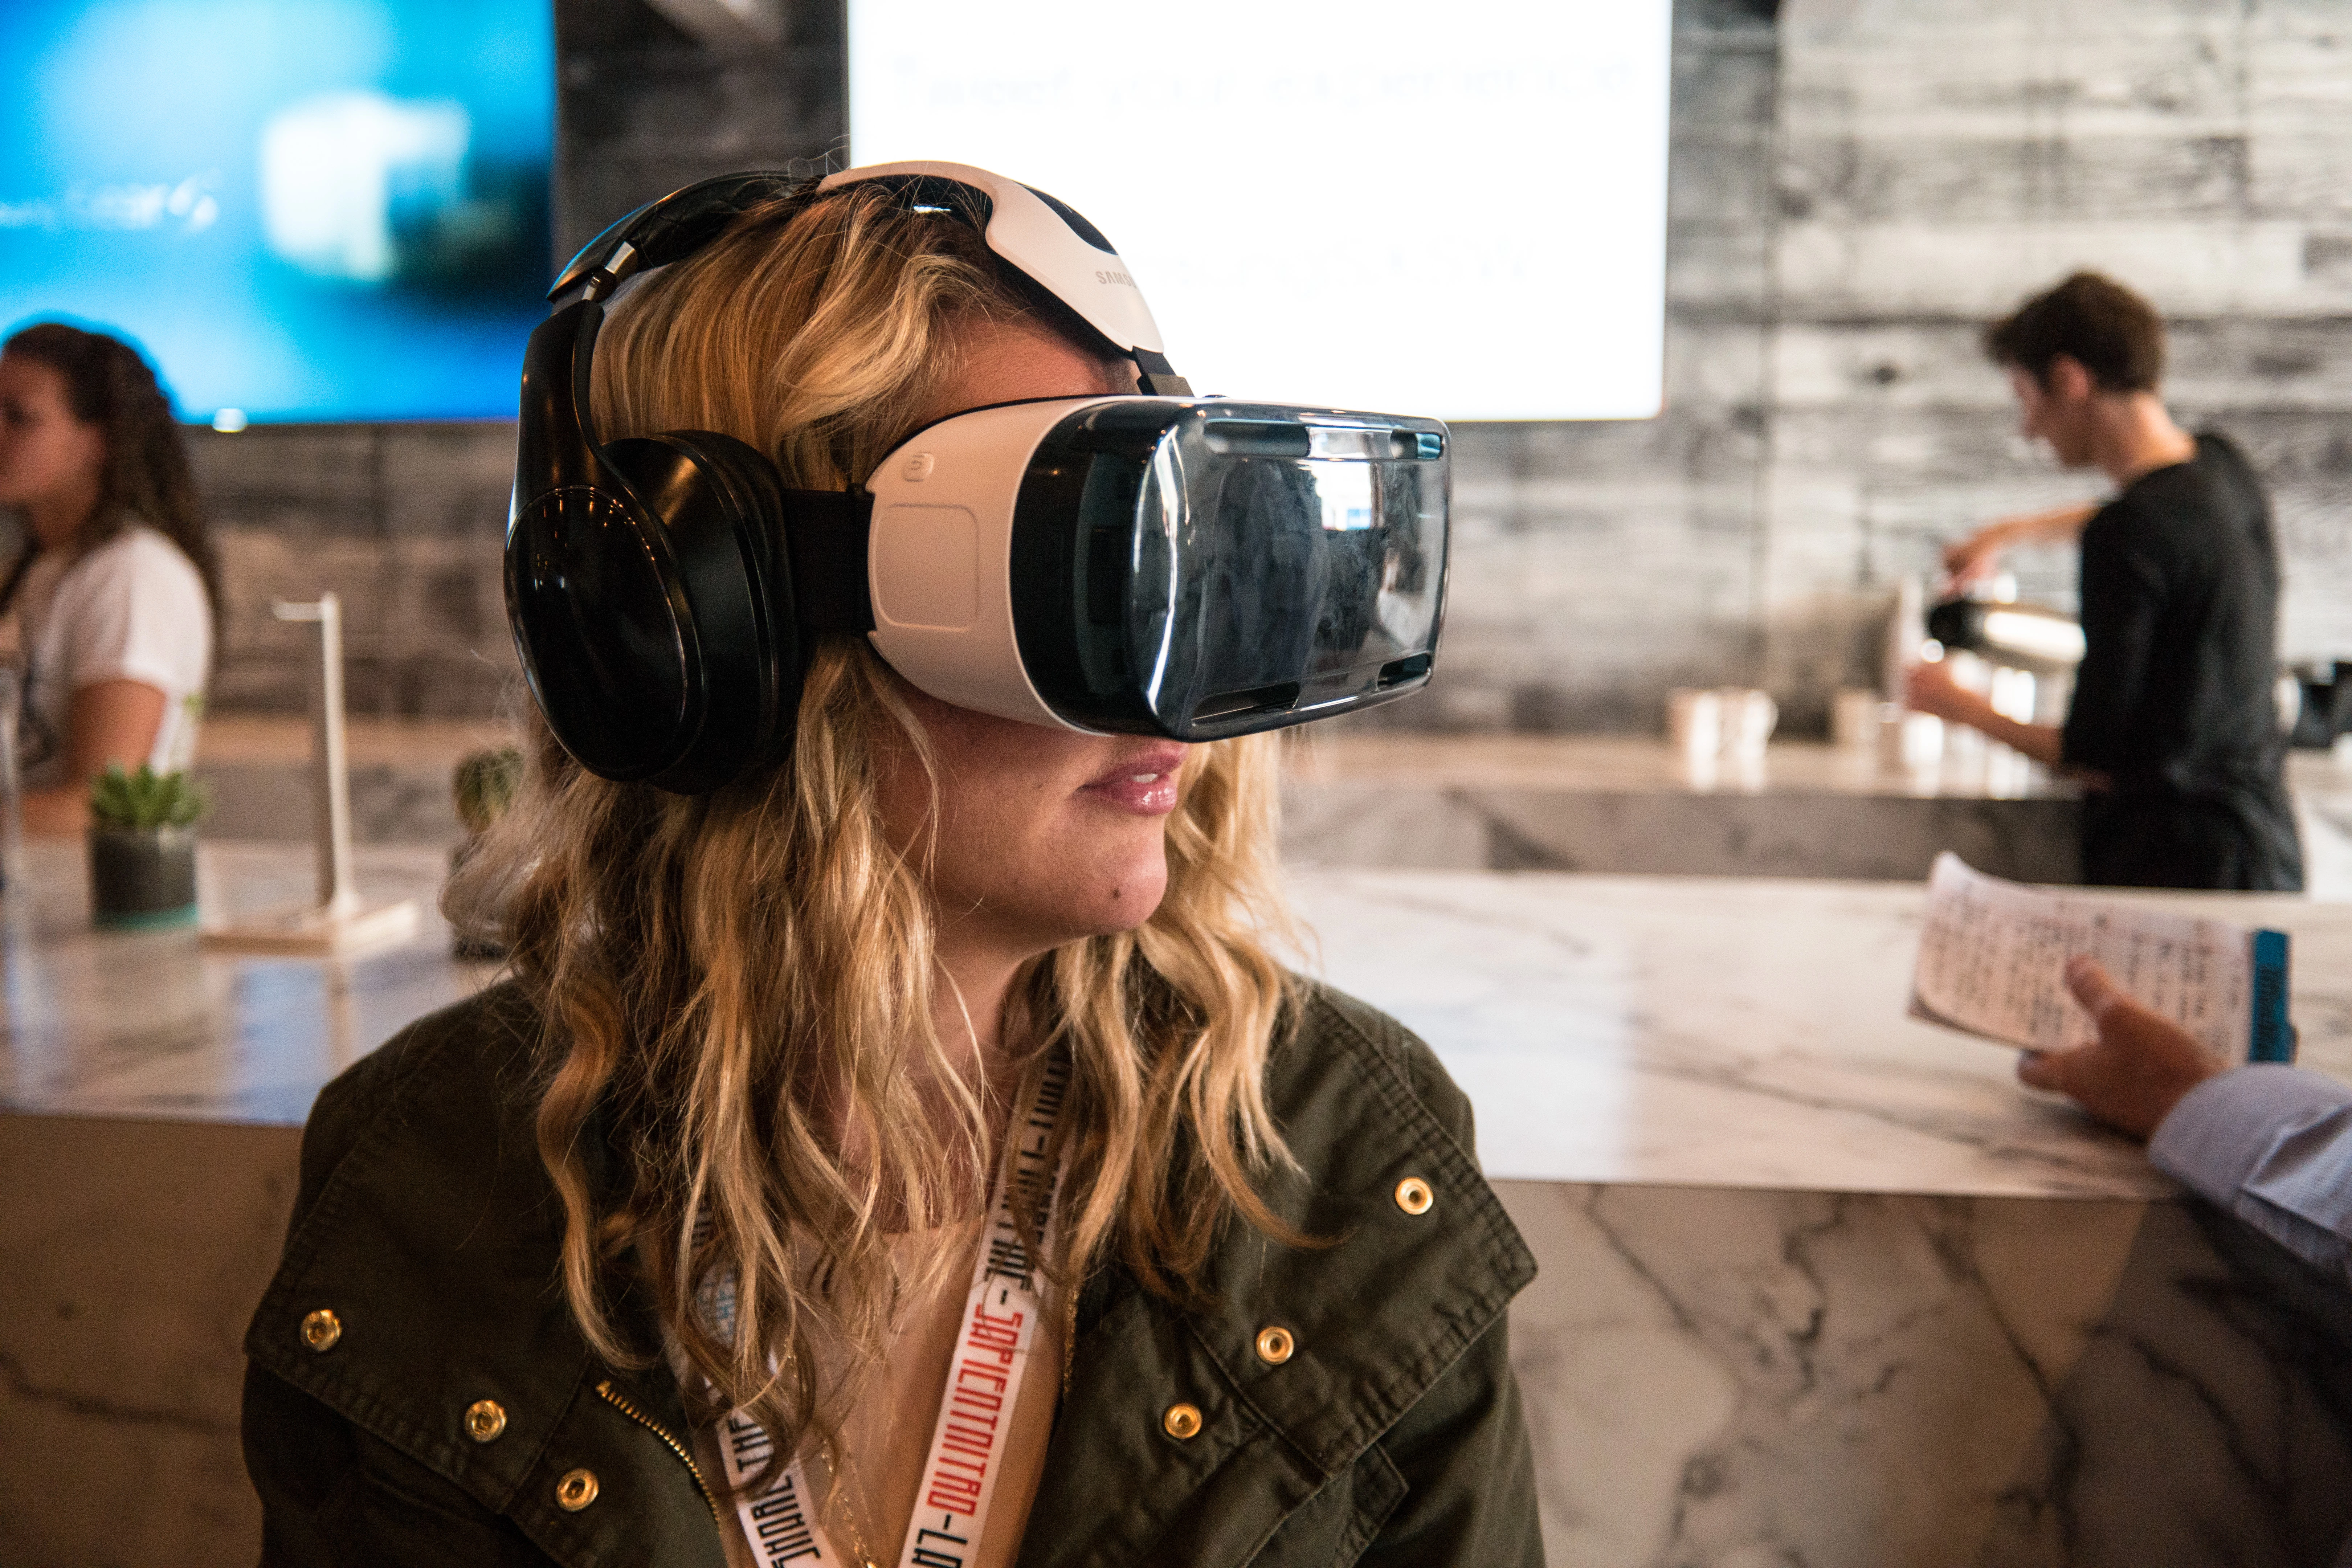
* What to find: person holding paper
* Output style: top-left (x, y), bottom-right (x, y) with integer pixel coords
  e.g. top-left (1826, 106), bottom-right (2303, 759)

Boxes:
top-left (1904, 272), bottom-right (2302, 892)
top-left (2025, 955), bottom-right (2350, 1284)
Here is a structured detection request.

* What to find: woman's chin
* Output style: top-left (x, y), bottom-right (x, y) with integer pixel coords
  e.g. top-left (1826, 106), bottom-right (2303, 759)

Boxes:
top-left (1053, 841), bottom-right (1173, 940)
top-left (1081, 860), bottom-right (1172, 936)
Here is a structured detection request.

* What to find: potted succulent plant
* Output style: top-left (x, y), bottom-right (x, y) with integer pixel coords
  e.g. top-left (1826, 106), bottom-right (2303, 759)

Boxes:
top-left (88, 763), bottom-right (208, 929)
top-left (453, 746), bottom-right (524, 842)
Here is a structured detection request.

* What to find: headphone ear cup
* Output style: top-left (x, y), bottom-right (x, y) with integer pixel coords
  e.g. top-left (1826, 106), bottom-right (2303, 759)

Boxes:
top-left (667, 431), bottom-right (796, 667)
top-left (507, 291), bottom-right (801, 794)
top-left (506, 482), bottom-right (700, 783)
top-left (593, 432), bottom-right (796, 793)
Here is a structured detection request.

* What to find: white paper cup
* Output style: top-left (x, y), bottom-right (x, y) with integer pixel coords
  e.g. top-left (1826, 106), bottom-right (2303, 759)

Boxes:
top-left (1830, 688), bottom-right (1882, 749)
top-left (1880, 710), bottom-right (1944, 771)
top-left (1715, 687), bottom-right (1779, 760)
top-left (1666, 688), bottom-right (1722, 758)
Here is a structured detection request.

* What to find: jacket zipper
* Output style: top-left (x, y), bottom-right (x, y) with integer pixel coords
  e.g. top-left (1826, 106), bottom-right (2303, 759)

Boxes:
top-left (592, 1378), bottom-right (726, 1528)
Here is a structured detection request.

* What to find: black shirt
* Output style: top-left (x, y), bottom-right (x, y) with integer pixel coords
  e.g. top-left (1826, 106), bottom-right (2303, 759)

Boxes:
top-left (2062, 432), bottom-right (2302, 889)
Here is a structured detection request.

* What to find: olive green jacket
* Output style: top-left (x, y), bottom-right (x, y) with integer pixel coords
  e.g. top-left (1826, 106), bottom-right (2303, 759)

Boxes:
top-left (242, 980), bottom-right (1543, 1567)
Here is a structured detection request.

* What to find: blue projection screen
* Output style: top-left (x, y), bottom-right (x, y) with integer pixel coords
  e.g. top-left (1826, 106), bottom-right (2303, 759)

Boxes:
top-left (0, 0), bottom-right (553, 424)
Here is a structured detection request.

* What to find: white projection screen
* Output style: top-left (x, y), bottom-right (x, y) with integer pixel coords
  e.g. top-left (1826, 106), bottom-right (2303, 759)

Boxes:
top-left (847, 2), bottom-right (1672, 422)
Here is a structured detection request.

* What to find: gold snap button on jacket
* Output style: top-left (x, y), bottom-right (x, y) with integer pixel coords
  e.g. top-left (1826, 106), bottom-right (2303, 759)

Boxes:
top-left (299, 1309), bottom-right (342, 1351)
top-left (1394, 1176), bottom-right (1434, 1216)
top-left (1254, 1326), bottom-right (1295, 1365)
top-left (555, 1468), bottom-right (599, 1511)
top-left (464, 1400), bottom-right (508, 1443)
top-left (1162, 1402), bottom-right (1203, 1440)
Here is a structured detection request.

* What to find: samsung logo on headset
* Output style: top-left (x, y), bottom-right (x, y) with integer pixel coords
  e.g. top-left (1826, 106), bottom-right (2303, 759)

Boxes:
top-left (1094, 269), bottom-right (1134, 287)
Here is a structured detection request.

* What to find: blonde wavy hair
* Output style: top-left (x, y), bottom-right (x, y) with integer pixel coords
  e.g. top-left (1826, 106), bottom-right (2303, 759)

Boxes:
top-left (452, 181), bottom-right (1301, 1466)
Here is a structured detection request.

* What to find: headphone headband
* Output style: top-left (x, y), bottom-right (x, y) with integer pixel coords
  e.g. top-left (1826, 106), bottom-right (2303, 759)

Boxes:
top-left (551, 163), bottom-right (1191, 398)
top-left (548, 172), bottom-right (805, 304)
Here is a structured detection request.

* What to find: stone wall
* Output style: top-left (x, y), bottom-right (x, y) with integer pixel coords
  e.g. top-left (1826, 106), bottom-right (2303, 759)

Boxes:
top-left (1754, 0), bottom-right (2352, 731)
top-left (192, 0), bottom-right (2352, 733)
top-left (192, 425), bottom-right (523, 715)
top-left (1430, 0), bottom-right (2352, 737)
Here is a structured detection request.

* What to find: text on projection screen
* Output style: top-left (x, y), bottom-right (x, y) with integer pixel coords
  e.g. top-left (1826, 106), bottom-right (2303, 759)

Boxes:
top-left (848, 1), bottom-right (1670, 422)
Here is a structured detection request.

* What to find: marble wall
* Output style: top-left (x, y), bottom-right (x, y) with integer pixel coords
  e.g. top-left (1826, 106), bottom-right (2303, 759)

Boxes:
top-left (1500, 1183), bottom-right (2352, 1568)
top-left (1281, 777), bottom-right (2081, 881)
top-left (16, 1131), bottom-right (2348, 1567)
top-left (0, 1114), bottom-right (300, 1568)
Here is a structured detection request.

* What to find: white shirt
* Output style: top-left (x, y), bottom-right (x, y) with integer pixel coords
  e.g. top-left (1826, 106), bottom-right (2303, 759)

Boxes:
top-left (13, 525), bottom-right (213, 789)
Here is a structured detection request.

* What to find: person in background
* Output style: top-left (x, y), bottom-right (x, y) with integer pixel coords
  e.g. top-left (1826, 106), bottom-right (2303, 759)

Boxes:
top-left (0, 322), bottom-right (219, 834)
top-left (1906, 272), bottom-right (2302, 891)
top-left (2026, 955), bottom-right (2349, 1288)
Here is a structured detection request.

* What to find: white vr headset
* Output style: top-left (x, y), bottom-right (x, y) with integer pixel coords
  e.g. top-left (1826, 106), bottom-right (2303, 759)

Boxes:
top-left (509, 161), bottom-right (1452, 792)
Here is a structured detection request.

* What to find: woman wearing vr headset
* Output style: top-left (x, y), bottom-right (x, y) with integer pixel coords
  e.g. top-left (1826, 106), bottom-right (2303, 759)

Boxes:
top-left (242, 168), bottom-right (1539, 1568)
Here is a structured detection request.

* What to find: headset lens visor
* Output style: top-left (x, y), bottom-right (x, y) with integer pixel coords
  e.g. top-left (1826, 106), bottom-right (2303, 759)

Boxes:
top-left (1010, 401), bottom-right (1449, 740)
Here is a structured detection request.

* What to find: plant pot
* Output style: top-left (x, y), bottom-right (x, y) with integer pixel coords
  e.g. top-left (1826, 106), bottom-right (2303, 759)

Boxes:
top-left (89, 824), bottom-right (199, 930)
top-left (447, 836), bottom-right (509, 960)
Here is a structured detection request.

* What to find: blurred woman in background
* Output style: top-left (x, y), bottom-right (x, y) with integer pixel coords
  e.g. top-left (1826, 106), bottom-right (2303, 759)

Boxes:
top-left (0, 321), bottom-right (219, 833)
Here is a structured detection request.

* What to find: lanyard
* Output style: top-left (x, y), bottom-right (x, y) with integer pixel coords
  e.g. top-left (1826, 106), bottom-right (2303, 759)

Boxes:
top-left (709, 1049), bottom-right (1071, 1568)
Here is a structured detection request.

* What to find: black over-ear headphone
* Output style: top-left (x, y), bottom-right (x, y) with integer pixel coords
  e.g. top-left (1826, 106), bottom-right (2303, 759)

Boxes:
top-left (506, 172), bottom-right (875, 795)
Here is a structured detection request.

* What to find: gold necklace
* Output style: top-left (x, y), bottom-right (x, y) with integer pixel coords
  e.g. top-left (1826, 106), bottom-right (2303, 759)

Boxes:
top-left (821, 1439), bottom-right (883, 1568)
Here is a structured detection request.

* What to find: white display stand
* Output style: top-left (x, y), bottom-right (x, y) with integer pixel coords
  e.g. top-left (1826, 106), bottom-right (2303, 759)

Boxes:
top-left (203, 594), bottom-right (420, 957)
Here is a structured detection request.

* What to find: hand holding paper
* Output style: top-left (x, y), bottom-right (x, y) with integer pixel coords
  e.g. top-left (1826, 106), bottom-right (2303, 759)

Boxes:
top-left (2015, 957), bottom-right (2229, 1140)
top-left (1910, 853), bottom-right (2292, 1063)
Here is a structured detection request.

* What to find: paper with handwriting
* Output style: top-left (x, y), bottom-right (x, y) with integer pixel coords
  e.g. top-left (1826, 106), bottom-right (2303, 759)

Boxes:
top-left (1911, 853), bottom-right (2251, 1056)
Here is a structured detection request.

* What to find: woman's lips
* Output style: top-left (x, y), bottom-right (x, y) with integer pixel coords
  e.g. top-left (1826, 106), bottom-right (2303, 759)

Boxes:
top-left (1080, 746), bottom-right (1187, 816)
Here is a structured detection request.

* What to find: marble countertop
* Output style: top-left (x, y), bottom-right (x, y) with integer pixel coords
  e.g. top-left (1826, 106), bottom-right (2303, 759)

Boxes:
top-left (1287, 870), bottom-right (2352, 1200)
top-left (1, 840), bottom-right (490, 1125)
top-left (9, 840), bottom-right (2351, 1204)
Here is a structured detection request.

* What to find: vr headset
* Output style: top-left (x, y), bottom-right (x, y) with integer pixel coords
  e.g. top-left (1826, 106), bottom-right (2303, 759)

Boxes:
top-left (508, 160), bottom-right (1451, 794)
